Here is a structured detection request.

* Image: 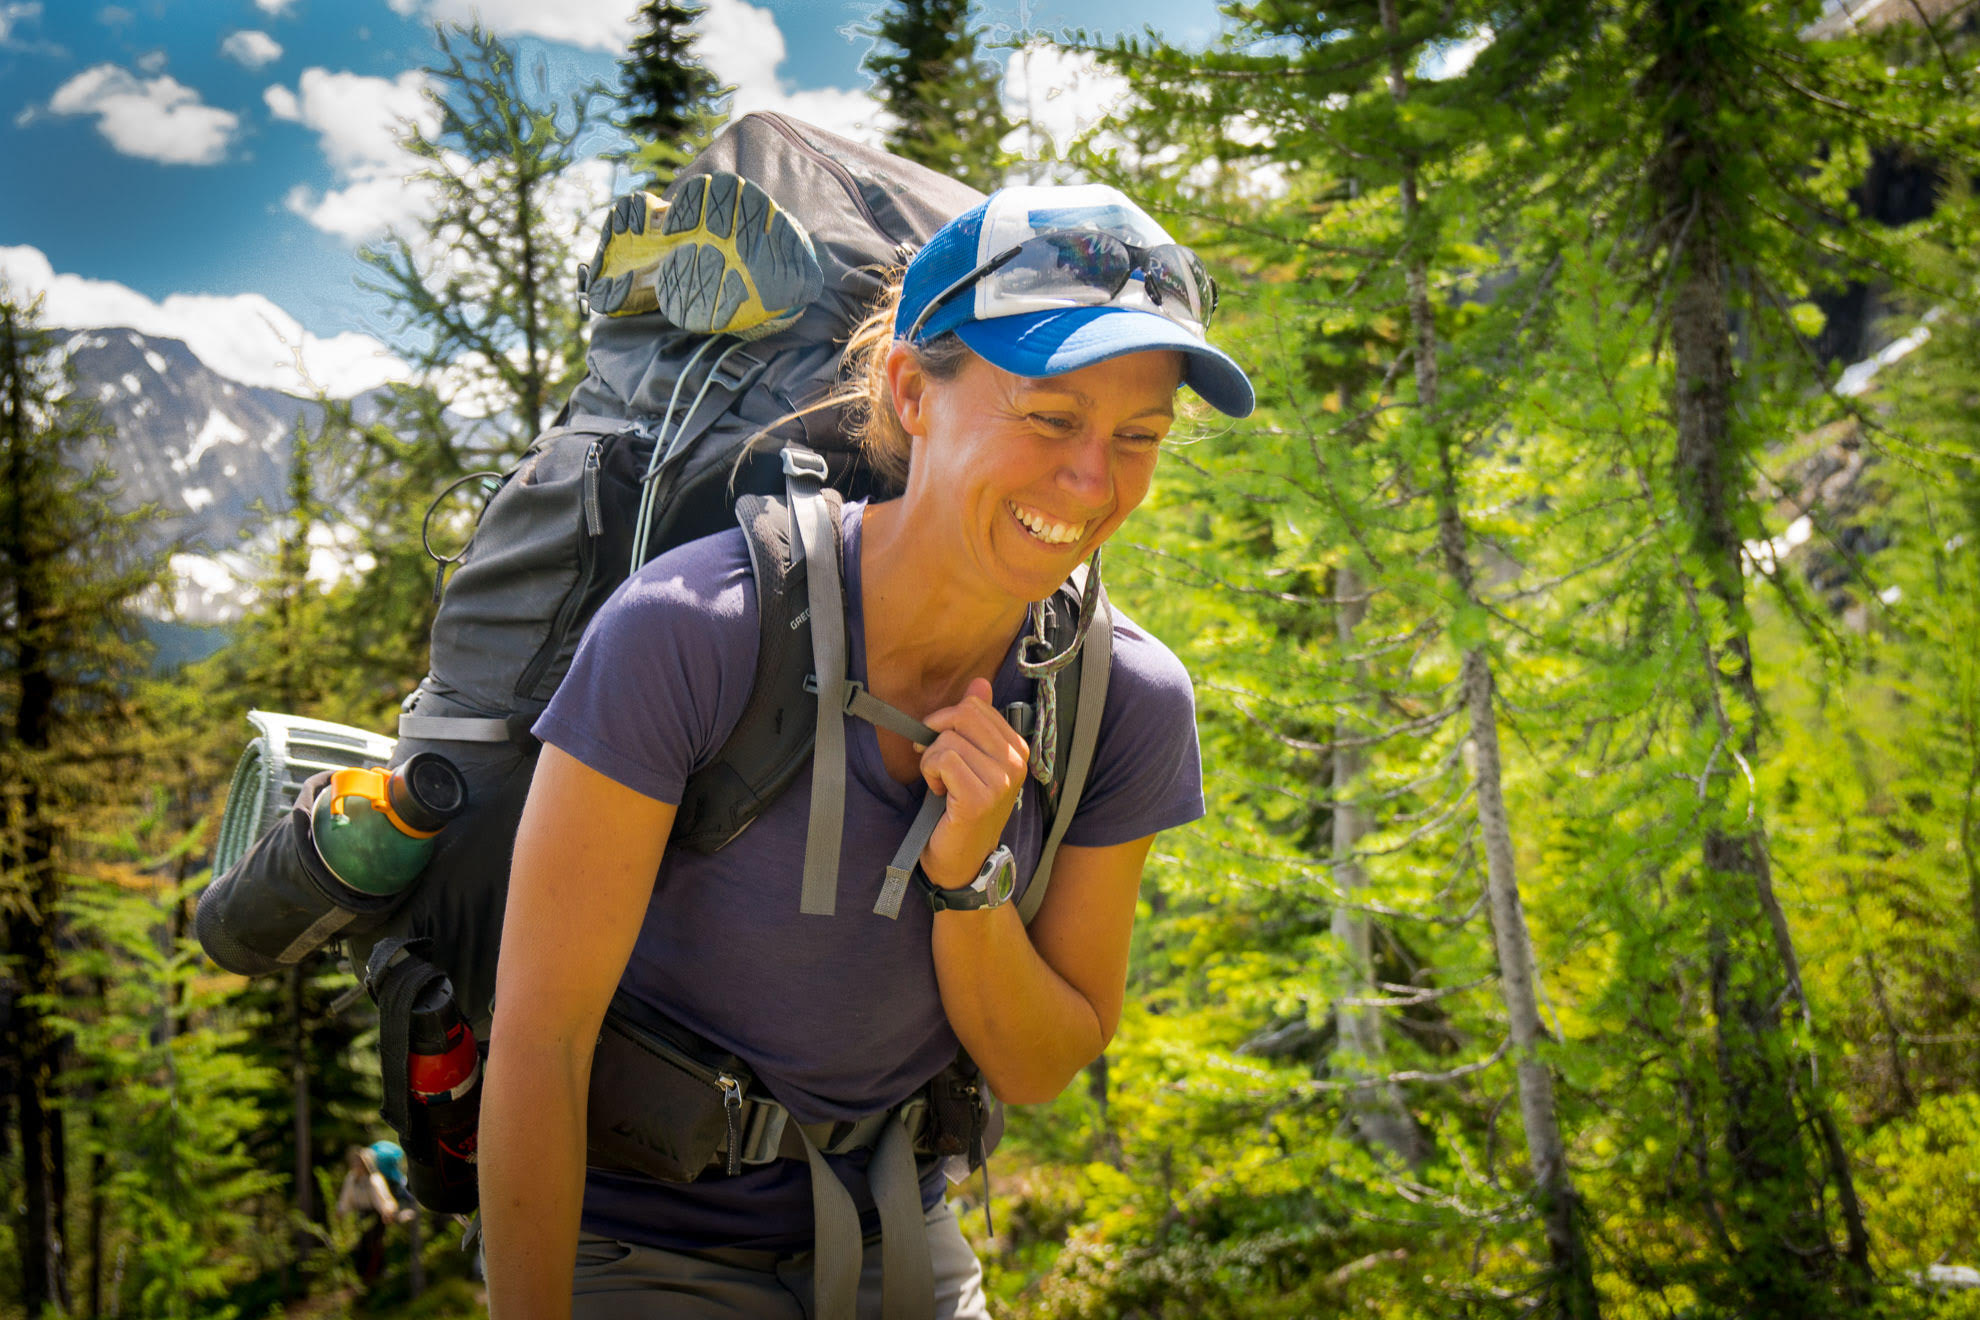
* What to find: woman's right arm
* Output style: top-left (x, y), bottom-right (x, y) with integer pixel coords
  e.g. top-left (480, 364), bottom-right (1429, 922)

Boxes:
top-left (479, 743), bottom-right (678, 1320)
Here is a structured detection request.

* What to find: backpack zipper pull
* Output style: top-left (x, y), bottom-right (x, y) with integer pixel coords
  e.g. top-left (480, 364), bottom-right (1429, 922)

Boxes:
top-left (581, 440), bottom-right (604, 537)
top-left (718, 1073), bottom-right (744, 1175)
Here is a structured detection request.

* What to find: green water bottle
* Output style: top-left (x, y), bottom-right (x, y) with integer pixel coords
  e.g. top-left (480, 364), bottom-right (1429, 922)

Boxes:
top-left (310, 753), bottom-right (467, 896)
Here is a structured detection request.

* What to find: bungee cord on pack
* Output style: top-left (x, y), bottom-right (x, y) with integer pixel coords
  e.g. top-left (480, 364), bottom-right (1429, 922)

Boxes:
top-left (1017, 548), bottom-right (1104, 788)
top-left (628, 335), bottom-right (750, 573)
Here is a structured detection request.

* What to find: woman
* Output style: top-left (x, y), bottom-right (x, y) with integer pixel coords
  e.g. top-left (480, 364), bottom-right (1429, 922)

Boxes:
top-left (479, 182), bottom-right (1255, 1319)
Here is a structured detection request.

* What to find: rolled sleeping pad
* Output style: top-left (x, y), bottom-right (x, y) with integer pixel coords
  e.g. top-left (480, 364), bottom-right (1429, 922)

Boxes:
top-left (211, 711), bottom-right (399, 877)
top-left (195, 769), bottom-right (412, 976)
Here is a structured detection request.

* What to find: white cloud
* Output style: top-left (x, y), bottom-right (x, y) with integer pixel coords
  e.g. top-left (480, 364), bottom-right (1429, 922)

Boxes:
top-left (265, 67), bottom-right (435, 173)
top-left (254, 0), bottom-right (297, 15)
top-left (285, 175), bottom-right (433, 243)
top-left (739, 85), bottom-right (885, 143)
top-left (0, 244), bottom-right (410, 397)
top-left (47, 65), bottom-right (240, 165)
top-left (136, 49), bottom-right (166, 73)
top-left (268, 67), bottom-right (446, 243)
top-left (695, 0), bottom-right (884, 143)
top-left (0, 2), bottom-right (42, 44)
top-left (393, 0), bottom-right (636, 51)
top-left (95, 5), bottom-right (132, 26)
top-left (1420, 27), bottom-right (1493, 81)
top-left (999, 42), bottom-right (1132, 168)
top-left (383, 0), bottom-right (886, 142)
top-left (222, 29), bottom-right (284, 69)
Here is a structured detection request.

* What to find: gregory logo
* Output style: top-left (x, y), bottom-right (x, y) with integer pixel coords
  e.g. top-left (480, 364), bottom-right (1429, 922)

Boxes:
top-left (790, 607), bottom-right (809, 631)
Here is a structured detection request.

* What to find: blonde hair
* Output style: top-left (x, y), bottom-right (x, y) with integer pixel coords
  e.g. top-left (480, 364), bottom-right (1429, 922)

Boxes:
top-left (827, 266), bottom-right (973, 490)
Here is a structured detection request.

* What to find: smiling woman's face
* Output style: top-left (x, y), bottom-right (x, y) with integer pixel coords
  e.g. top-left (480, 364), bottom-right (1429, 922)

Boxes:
top-left (889, 341), bottom-right (1185, 606)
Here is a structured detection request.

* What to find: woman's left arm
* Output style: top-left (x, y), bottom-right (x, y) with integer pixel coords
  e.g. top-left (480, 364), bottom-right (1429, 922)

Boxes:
top-left (917, 674), bottom-right (1161, 1103)
top-left (929, 835), bottom-right (1154, 1104)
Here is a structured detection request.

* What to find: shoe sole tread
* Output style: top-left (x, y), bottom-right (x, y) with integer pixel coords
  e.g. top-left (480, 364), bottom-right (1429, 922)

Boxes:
top-left (590, 173), bottom-right (822, 334)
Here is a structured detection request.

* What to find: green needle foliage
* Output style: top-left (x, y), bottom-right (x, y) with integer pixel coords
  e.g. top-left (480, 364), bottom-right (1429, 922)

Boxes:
top-left (58, 852), bottom-right (279, 1320)
top-left (22, 7), bottom-right (1980, 1317)
top-left (968, 2), bottom-right (1980, 1317)
top-left (0, 285), bottom-right (163, 1315)
top-left (613, 0), bottom-right (725, 193)
top-left (361, 23), bottom-right (606, 445)
top-left (862, 0), bottom-right (1010, 191)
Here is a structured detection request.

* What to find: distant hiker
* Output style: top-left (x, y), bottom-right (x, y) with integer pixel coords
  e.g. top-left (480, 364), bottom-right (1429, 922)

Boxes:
top-left (339, 1140), bottom-right (416, 1284)
top-left (478, 178), bottom-right (1254, 1318)
top-left (368, 1138), bottom-right (414, 1212)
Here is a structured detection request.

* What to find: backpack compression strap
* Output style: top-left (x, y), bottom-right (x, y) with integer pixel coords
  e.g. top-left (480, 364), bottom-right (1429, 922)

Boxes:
top-left (365, 936), bottom-right (447, 1160)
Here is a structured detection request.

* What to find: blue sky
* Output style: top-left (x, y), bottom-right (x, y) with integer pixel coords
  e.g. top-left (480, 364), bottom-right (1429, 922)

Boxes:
top-left (0, 0), bottom-right (1227, 394)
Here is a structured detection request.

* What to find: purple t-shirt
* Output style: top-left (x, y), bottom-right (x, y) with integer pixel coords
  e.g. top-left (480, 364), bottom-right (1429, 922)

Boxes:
top-left (533, 500), bottom-right (1203, 1252)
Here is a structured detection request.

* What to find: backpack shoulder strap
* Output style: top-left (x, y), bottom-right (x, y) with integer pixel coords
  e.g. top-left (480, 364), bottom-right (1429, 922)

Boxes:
top-left (669, 458), bottom-right (840, 854)
top-left (783, 447), bottom-right (853, 917)
top-left (1021, 584), bottom-right (1112, 925)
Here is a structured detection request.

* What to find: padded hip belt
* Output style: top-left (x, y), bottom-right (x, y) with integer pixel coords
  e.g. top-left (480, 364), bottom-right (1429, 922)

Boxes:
top-left (584, 990), bottom-right (955, 1320)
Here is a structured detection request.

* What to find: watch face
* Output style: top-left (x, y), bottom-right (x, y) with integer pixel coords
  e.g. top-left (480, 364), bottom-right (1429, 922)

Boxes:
top-left (985, 847), bottom-right (1018, 907)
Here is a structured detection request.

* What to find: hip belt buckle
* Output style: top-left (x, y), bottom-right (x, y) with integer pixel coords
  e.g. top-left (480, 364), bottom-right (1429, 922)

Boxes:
top-left (734, 1096), bottom-right (790, 1166)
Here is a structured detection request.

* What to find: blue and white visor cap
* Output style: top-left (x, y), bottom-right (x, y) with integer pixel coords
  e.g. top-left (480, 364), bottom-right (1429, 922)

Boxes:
top-left (901, 183), bottom-right (1256, 418)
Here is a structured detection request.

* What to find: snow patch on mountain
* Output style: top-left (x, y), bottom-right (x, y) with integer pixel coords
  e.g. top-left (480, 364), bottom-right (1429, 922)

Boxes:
top-left (177, 408), bottom-right (249, 473)
top-left (165, 551), bottom-right (259, 624)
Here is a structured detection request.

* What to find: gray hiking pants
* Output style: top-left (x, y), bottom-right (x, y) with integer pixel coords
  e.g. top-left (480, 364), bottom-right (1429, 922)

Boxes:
top-left (570, 1200), bottom-right (992, 1319)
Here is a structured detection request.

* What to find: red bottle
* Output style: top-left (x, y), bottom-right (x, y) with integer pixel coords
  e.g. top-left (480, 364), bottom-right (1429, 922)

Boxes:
top-left (405, 975), bottom-right (482, 1214)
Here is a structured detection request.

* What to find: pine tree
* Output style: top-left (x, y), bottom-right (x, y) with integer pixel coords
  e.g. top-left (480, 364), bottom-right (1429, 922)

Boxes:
top-left (1493, 0), bottom-right (1962, 1305)
top-left (613, 0), bottom-right (724, 193)
top-left (618, 0), bottom-right (719, 145)
top-left (862, 0), bottom-right (1008, 191)
top-left (60, 838), bottom-right (279, 1318)
top-left (0, 285), bottom-right (162, 1315)
top-left (190, 409), bottom-right (379, 1274)
top-left (1075, 3), bottom-right (1602, 1308)
top-left (362, 23), bottom-right (605, 446)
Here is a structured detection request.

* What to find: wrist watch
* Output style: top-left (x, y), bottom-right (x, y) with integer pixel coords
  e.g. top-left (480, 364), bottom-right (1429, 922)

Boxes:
top-left (916, 844), bottom-right (1018, 913)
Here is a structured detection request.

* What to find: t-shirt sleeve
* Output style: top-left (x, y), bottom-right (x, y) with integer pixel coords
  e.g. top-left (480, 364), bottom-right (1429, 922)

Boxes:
top-left (1058, 610), bottom-right (1206, 849)
top-left (531, 530), bottom-right (759, 804)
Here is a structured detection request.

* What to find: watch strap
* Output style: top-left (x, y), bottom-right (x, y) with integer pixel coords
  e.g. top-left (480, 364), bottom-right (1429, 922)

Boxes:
top-left (916, 845), bottom-right (1015, 913)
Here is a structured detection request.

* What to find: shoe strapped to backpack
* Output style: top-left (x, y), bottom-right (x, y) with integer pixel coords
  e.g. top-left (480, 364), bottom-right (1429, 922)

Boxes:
top-left (581, 171), bottom-right (826, 340)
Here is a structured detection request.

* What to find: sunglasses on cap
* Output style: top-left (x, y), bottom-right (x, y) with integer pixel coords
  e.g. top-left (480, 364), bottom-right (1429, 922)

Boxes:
top-left (905, 228), bottom-right (1221, 344)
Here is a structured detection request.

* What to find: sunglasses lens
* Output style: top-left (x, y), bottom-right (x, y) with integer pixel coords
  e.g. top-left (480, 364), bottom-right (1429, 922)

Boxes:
top-left (1143, 245), bottom-right (1215, 327)
top-left (998, 231), bottom-right (1131, 303)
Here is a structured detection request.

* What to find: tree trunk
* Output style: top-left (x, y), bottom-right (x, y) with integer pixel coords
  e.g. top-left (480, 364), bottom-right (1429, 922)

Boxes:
top-left (87, 1105), bottom-right (106, 1319)
top-left (1331, 564), bottom-right (1429, 1166)
top-left (3, 302), bottom-right (71, 1316)
top-left (1086, 1053), bottom-right (1120, 1166)
top-left (289, 964), bottom-right (315, 1244)
top-left (8, 891), bottom-right (70, 1316)
top-left (1651, 0), bottom-right (1870, 1304)
top-left (1376, 4), bottom-right (1600, 1309)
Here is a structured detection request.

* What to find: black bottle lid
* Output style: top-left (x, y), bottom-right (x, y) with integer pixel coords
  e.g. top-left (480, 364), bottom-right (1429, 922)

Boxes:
top-left (387, 752), bottom-right (469, 833)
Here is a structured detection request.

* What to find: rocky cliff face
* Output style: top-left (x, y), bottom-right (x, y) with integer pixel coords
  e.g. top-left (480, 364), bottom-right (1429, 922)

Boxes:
top-left (60, 326), bottom-right (378, 625)
top-left (65, 327), bottom-right (314, 555)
